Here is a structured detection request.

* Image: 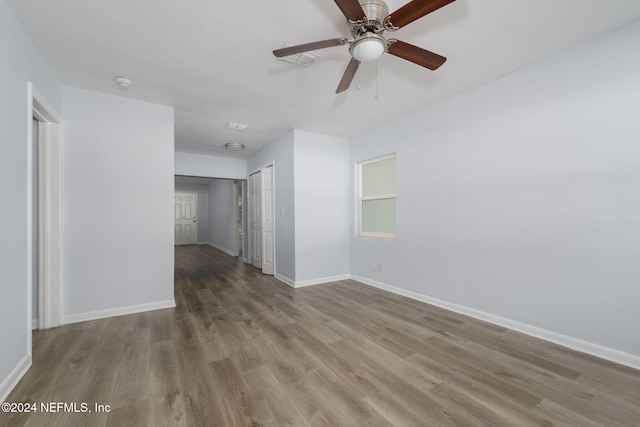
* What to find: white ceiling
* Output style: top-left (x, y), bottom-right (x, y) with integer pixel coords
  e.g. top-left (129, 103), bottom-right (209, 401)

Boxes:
top-left (8, 0), bottom-right (640, 159)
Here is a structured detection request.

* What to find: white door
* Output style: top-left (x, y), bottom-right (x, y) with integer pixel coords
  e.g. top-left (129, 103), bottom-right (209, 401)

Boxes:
top-left (249, 172), bottom-right (262, 268)
top-left (261, 166), bottom-right (274, 275)
top-left (175, 192), bottom-right (197, 245)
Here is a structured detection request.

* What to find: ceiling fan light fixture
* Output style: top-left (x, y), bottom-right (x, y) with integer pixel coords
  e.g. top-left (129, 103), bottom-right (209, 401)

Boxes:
top-left (350, 33), bottom-right (386, 62)
top-left (272, 0), bottom-right (455, 94)
top-left (225, 142), bottom-right (245, 151)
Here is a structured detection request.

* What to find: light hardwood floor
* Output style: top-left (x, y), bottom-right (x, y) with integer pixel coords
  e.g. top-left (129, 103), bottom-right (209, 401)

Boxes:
top-left (3, 244), bottom-right (640, 426)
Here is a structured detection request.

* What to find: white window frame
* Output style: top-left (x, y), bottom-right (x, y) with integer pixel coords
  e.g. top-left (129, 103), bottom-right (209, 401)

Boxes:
top-left (358, 153), bottom-right (396, 239)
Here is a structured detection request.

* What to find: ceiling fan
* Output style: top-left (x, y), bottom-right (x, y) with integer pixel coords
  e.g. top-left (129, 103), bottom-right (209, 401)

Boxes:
top-left (273, 0), bottom-right (456, 93)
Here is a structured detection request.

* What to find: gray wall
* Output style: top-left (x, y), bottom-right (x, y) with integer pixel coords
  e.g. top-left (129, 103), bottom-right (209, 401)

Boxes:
top-left (0, 0), bottom-right (61, 398)
top-left (294, 130), bottom-right (350, 283)
top-left (208, 180), bottom-right (236, 254)
top-left (62, 86), bottom-right (175, 318)
top-left (350, 21), bottom-right (640, 357)
top-left (175, 183), bottom-right (210, 243)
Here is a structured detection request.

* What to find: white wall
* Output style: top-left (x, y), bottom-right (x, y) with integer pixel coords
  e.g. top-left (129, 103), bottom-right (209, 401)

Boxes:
top-left (62, 87), bottom-right (175, 320)
top-left (175, 183), bottom-right (210, 243)
top-left (175, 151), bottom-right (247, 180)
top-left (0, 0), bottom-right (61, 400)
top-left (350, 21), bottom-right (640, 360)
top-left (248, 132), bottom-right (296, 282)
top-left (294, 130), bottom-right (350, 284)
top-left (208, 180), bottom-right (236, 254)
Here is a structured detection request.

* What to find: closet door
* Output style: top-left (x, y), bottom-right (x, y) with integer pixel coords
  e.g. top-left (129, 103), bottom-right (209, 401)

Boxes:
top-left (260, 166), bottom-right (274, 275)
top-left (249, 171), bottom-right (262, 269)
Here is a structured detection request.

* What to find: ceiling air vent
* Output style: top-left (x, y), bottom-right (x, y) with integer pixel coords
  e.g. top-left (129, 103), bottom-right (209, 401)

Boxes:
top-left (277, 44), bottom-right (320, 67)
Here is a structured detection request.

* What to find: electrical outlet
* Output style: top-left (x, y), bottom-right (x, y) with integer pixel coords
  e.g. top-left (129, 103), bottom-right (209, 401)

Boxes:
top-left (371, 261), bottom-right (377, 271)
top-left (377, 263), bottom-right (383, 272)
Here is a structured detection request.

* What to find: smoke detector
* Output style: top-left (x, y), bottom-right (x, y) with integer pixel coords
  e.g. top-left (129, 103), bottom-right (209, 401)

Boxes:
top-left (115, 76), bottom-right (132, 88)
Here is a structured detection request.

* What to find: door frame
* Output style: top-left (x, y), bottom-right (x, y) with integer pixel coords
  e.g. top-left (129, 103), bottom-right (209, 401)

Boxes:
top-left (247, 162), bottom-right (276, 275)
top-left (27, 82), bottom-right (62, 349)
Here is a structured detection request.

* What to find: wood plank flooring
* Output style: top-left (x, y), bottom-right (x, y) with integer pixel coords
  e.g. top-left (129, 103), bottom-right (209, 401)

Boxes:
top-left (3, 244), bottom-right (640, 426)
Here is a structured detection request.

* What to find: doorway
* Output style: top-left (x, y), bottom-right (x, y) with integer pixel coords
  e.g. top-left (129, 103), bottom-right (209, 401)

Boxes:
top-left (233, 181), bottom-right (244, 258)
top-left (248, 165), bottom-right (275, 275)
top-left (27, 82), bottom-right (62, 342)
top-left (173, 176), bottom-right (247, 255)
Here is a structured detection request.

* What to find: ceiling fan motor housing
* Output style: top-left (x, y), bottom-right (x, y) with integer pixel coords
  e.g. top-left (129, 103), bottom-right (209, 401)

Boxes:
top-left (350, 0), bottom-right (390, 36)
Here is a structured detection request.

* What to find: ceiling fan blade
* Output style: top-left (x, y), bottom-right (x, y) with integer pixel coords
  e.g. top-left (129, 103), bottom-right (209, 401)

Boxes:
top-left (387, 39), bottom-right (446, 70)
top-left (273, 38), bottom-right (348, 58)
top-left (336, 58), bottom-right (360, 93)
top-left (333, 0), bottom-right (366, 21)
top-left (386, 0), bottom-right (455, 30)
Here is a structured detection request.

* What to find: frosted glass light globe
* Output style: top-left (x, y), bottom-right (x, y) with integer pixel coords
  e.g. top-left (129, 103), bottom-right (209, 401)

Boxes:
top-left (351, 38), bottom-right (385, 62)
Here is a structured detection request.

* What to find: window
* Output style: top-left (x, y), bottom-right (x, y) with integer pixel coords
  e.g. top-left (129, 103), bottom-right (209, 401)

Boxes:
top-left (358, 154), bottom-right (396, 238)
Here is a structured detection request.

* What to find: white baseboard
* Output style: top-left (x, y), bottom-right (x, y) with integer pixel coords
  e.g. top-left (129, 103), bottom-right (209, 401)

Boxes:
top-left (242, 257), bottom-right (251, 264)
top-left (274, 273), bottom-right (350, 289)
top-left (204, 242), bottom-right (235, 256)
top-left (351, 275), bottom-right (640, 371)
top-left (294, 274), bottom-right (351, 288)
top-left (62, 299), bottom-right (176, 325)
top-left (0, 354), bottom-right (31, 403)
top-left (275, 273), bottom-right (295, 288)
